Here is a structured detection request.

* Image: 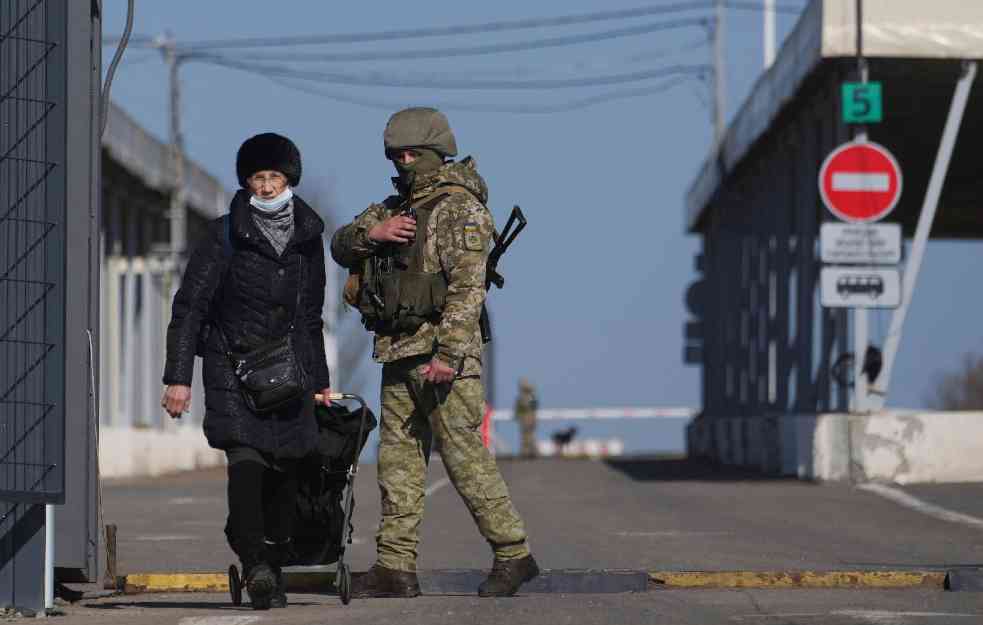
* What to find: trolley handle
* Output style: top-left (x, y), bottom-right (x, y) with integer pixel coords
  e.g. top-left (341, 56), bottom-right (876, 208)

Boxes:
top-left (315, 392), bottom-right (366, 407)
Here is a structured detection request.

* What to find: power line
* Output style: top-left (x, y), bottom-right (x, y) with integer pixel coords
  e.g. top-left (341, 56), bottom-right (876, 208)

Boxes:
top-left (103, 0), bottom-right (807, 49)
top-left (124, 0), bottom-right (803, 51)
top-left (252, 36), bottom-right (708, 82)
top-left (179, 2), bottom-right (712, 49)
top-left (266, 73), bottom-right (697, 114)
top-left (201, 17), bottom-right (710, 63)
top-left (197, 56), bottom-right (709, 90)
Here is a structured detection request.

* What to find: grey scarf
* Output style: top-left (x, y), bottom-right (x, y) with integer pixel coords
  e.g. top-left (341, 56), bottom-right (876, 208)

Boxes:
top-left (250, 199), bottom-right (295, 256)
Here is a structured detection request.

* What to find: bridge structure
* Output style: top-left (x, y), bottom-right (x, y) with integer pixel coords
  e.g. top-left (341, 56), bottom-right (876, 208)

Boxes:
top-left (683, 0), bottom-right (983, 482)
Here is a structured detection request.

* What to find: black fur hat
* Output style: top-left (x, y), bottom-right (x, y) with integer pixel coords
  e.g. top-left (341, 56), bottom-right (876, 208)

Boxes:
top-left (236, 133), bottom-right (302, 188)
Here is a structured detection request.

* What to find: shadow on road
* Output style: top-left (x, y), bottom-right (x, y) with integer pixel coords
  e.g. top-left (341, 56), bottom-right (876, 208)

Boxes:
top-left (604, 457), bottom-right (803, 483)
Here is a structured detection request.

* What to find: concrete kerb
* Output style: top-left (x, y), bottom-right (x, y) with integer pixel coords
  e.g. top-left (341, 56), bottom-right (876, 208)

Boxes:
top-left (111, 569), bottom-right (950, 595)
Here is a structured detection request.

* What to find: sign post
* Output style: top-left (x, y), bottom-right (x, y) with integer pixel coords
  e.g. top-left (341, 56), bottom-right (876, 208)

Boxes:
top-left (818, 137), bottom-right (903, 413)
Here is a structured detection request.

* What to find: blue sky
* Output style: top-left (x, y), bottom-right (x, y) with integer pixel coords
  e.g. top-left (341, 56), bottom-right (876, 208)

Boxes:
top-left (103, 0), bottom-right (983, 414)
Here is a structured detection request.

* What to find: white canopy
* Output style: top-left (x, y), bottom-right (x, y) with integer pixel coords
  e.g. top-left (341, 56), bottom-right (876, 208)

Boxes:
top-left (686, 0), bottom-right (983, 231)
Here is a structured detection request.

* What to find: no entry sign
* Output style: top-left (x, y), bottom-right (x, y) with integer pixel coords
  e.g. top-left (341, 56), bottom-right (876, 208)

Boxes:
top-left (819, 141), bottom-right (902, 223)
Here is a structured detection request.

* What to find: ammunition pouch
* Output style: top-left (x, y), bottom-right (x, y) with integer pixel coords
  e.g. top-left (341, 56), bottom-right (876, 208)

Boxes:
top-left (360, 266), bottom-right (448, 334)
top-left (352, 186), bottom-right (473, 335)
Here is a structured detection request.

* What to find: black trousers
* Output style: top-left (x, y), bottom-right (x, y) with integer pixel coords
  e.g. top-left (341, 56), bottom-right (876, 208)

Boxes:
top-left (225, 449), bottom-right (299, 565)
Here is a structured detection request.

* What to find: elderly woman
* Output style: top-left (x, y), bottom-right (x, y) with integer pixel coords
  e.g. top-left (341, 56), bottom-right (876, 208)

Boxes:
top-left (161, 133), bottom-right (332, 610)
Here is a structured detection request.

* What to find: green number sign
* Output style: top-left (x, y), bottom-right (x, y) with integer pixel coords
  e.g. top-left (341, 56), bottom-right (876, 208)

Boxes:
top-left (842, 82), bottom-right (883, 124)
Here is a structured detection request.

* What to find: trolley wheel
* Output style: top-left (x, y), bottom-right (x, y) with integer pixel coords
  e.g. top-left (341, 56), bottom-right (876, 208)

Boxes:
top-left (338, 563), bottom-right (352, 605)
top-left (228, 564), bottom-right (242, 607)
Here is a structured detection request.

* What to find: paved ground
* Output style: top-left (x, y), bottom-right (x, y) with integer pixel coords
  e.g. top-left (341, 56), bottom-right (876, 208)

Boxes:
top-left (46, 457), bottom-right (983, 623)
top-left (54, 589), bottom-right (983, 625)
top-left (101, 458), bottom-right (983, 573)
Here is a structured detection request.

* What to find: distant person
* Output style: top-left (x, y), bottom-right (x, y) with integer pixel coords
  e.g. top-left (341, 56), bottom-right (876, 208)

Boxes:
top-left (514, 378), bottom-right (539, 459)
top-left (331, 107), bottom-right (539, 598)
top-left (161, 133), bottom-right (332, 610)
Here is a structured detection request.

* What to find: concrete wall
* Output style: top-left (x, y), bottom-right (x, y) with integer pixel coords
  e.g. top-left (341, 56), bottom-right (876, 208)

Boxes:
top-left (688, 411), bottom-right (983, 484)
top-left (99, 426), bottom-right (225, 479)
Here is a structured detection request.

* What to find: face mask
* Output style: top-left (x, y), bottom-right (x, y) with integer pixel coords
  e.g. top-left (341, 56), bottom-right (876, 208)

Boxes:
top-left (250, 186), bottom-right (293, 213)
top-left (393, 149), bottom-right (444, 191)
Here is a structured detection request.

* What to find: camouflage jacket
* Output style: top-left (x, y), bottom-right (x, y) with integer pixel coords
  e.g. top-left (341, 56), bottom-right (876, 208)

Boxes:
top-left (514, 387), bottom-right (538, 418)
top-left (331, 157), bottom-right (493, 376)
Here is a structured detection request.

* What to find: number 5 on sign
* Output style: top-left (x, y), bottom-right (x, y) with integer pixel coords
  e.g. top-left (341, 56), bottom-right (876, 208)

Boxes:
top-left (842, 82), bottom-right (883, 124)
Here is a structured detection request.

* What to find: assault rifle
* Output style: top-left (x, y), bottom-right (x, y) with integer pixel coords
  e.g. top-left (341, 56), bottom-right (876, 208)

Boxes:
top-left (479, 205), bottom-right (527, 343)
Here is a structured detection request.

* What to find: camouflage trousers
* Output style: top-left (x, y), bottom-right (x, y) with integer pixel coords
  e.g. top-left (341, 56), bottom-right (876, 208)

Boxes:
top-left (376, 355), bottom-right (529, 572)
top-left (518, 416), bottom-right (538, 458)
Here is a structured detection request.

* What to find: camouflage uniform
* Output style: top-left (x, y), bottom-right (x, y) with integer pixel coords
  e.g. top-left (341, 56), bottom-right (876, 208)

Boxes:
top-left (514, 379), bottom-right (539, 459)
top-left (331, 158), bottom-right (530, 573)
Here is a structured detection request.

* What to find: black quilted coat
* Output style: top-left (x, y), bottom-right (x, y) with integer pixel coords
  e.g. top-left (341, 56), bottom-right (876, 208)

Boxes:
top-left (163, 190), bottom-right (331, 459)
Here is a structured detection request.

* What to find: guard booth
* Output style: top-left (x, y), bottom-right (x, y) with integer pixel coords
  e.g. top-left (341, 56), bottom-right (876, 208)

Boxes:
top-left (1, 1), bottom-right (101, 612)
top-left (684, 0), bottom-right (983, 478)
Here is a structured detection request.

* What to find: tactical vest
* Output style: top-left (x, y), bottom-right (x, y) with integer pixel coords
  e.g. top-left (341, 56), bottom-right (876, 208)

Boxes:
top-left (350, 185), bottom-right (476, 335)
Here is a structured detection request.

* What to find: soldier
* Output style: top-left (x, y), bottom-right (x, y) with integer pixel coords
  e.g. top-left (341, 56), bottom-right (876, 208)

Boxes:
top-left (331, 107), bottom-right (539, 598)
top-left (514, 378), bottom-right (539, 459)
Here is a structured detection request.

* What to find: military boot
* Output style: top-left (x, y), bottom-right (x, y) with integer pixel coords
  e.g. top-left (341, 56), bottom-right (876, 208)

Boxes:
top-left (350, 564), bottom-right (421, 598)
top-left (477, 555), bottom-right (540, 597)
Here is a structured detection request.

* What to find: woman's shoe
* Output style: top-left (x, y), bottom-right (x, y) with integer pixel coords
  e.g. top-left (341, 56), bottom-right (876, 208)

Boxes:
top-left (244, 563), bottom-right (277, 610)
top-left (270, 567), bottom-right (288, 608)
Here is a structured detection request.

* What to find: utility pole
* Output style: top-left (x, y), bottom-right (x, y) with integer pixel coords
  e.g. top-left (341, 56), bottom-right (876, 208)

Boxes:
top-left (763, 0), bottom-right (776, 69)
top-left (713, 0), bottom-right (727, 144)
top-left (155, 32), bottom-right (186, 272)
top-left (852, 0), bottom-right (869, 412)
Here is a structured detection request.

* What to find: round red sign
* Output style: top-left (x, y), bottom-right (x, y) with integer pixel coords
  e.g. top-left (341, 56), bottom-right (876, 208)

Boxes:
top-left (818, 141), bottom-right (902, 223)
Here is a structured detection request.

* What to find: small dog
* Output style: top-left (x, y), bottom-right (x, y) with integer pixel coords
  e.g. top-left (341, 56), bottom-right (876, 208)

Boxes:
top-left (550, 426), bottom-right (578, 456)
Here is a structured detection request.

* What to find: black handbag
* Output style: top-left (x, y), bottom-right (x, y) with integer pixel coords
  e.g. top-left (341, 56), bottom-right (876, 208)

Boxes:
top-left (219, 256), bottom-right (310, 413)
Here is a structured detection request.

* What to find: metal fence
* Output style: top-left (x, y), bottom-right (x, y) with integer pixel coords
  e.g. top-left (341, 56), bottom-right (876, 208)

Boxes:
top-left (0, 0), bottom-right (66, 506)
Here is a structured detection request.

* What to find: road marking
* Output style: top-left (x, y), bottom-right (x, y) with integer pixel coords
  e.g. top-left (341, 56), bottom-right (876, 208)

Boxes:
top-left (178, 617), bottom-right (263, 625)
top-left (835, 610), bottom-right (979, 623)
top-left (132, 534), bottom-right (198, 542)
top-left (168, 497), bottom-right (222, 505)
top-left (616, 530), bottom-right (731, 537)
top-left (832, 172), bottom-right (890, 192)
top-left (858, 482), bottom-right (983, 531)
top-left (425, 477), bottom-right (451, 496)
top-left (734, 612), bottom-right (978, 622)
top-left (177, 520), bottom-right (225, 528)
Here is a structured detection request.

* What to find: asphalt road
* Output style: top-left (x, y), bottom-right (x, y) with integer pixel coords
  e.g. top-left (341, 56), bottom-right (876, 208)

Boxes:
top-left (54, 457), bottom-right (983, 624)
top-left (57, 588), bottom-right (983, 625)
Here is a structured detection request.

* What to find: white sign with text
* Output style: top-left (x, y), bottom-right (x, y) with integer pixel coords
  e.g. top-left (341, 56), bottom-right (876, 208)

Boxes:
top-left (820, 222), bottom-right (902, 265)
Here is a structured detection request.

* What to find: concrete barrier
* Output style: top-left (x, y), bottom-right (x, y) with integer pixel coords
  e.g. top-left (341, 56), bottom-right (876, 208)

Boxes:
top-left (99, 425), bottom-right (225, 479)
top-left (848, 411), bottom-right (983, 484)
top-left (688, 411), bottom-right (983, 484)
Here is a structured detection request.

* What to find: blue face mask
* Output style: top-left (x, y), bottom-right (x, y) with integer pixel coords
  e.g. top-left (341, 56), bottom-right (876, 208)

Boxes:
top-left (250, 187), bottom-right (293, 213)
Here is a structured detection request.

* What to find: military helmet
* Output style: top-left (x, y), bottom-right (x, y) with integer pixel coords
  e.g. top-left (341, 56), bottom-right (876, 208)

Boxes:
top-left (383, 107), bottom-right (458, 158)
